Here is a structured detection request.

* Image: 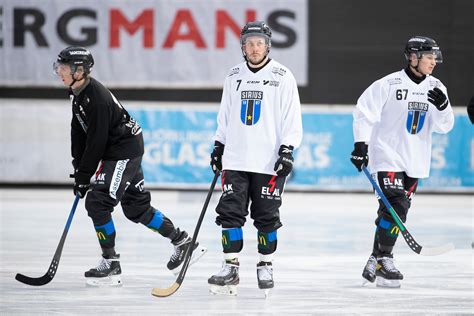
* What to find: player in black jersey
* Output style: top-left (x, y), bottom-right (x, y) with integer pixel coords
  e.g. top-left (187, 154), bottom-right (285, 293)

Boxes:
top-left (54, 46), bottom-right (205, 286)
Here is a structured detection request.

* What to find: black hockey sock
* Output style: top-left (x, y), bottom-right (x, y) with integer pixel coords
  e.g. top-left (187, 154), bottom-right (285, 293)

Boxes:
top-left (94, 219), bottom-right (116, 249)
top-left (102, 247), bottom-right (117, 258)
top-left (222, 228), bottom-right (243, 253)
top-left (371, 228), bottom-right (380, 257)
top-left (378, 244), bottom-right (394, 257)
top-left (257, 230), bottom-right (277, 255)
top-left (169, 228), bottom-right (186, 244)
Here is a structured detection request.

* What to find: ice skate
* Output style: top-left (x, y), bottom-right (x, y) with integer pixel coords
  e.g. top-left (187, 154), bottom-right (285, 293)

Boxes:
top-left (85, 254), bottom-right (122, 287)
top-left (257, 261), bottom-right (274, 298)
top-left (208, 258), bottom-right (239, 296)
top-left (376, 255), bottom-right (403, 288)
top-left (167, 232), bottom-right (207, 275)
top-left (361, 255), bottom-right (377, 286)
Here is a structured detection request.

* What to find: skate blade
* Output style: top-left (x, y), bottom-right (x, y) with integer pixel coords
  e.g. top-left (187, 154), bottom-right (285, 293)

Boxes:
top-left (361, 276), bottom-right (375, 287)
top-left (85, 275), bottom-right (122, 287)
top-left (170, 246), bottom-right (207, 276)
top-left (263, 289), bottom-right (271, 298)
top-left (209, 284), bottom-right (238, 296)
top-left (376, 277), bottom-right (401, 288)
top-left (361, 278), bottom-right (371, 287)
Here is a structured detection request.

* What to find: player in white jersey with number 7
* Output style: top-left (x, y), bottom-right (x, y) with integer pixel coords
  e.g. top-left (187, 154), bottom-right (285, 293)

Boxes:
top-left (208, 21), bottom-right (303, 297)
top-left (351, 36), bottom-right (454, 288)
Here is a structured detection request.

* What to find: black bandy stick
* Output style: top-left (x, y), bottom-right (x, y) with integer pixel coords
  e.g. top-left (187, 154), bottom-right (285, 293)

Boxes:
top-left (15, 194), bottom-right (80, 286)
top-left (363, 167), bottom-right (454, 256)
top-left (152, 172), bottom-right (219, 297)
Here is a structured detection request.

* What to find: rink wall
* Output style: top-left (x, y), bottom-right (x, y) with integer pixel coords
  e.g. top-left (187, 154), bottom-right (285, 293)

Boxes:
top-left (1, 99), bottom-right (472, 192)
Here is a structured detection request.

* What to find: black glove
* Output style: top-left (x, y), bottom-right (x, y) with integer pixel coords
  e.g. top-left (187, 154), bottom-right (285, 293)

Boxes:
top-left (350, 142), bottom-right (368, 172)
top-left (427, 87), bottom-right (448, 111)
top-left (274, 145), bottom-right (294, 177)
top-left (210, 141), bottom-right (225, 174)
top-left (467, 96), bottom-right (474, 124)
top-left (74, 171), bottom-right (90, 198)
top-left (72, 158), bottom-right (80, 170)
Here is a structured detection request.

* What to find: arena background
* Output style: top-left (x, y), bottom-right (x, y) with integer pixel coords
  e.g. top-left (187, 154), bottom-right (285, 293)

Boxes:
top-left (1, 0), bottom-right (473, 191)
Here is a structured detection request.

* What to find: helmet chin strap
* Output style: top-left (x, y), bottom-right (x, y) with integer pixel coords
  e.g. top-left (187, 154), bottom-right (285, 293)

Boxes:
top-left (69, 72), bottom-right (86, 88)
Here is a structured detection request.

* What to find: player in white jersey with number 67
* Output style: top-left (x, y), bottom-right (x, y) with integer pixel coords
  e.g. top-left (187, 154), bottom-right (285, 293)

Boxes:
top-left (351, 36), bottom-right (454, 288)
top-left (208, 21), bottom-right (303, 297)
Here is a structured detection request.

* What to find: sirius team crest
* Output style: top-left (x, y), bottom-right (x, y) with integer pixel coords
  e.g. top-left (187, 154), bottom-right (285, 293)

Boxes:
top-left (240, 90), bottom-right (263, 125)
top-left (406, 101), bottom-right (429, 134)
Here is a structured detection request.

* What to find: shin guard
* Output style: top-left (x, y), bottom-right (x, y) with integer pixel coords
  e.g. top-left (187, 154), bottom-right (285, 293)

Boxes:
top-left (257, 230), bottom-right (277, 255)
top-left (376, 215), bottom-right (399, 254)
top-left (94, 219), bottom-right (116, 250)
top-left (221, 228), bottom-right (243, 253)
top-left (143, 209), bottom-right (175, 238)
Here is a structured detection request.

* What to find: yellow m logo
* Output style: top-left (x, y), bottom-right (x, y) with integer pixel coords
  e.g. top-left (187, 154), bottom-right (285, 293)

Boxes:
top-left (221, 235), bottom-right (228, 245)
top-left (96, 231), bottom-right (106, 240)
top-left (258, 235), bottom-right (267, 246)
top-left (390, 226), bottom-right (400, 235)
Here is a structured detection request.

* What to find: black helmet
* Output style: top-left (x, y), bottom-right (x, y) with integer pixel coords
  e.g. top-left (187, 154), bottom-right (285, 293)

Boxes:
top-left (404, 36), bottom-right (442, 63)
top-left (56, 46), bottom-right (94, 74)
top-left (240, 21), bottom-right (272, 47)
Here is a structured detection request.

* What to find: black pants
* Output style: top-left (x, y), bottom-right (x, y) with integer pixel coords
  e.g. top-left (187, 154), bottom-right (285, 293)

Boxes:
top-left (84, 156), bottom-right (176, 251)
top-left (372, 171), bottom-right (418, 255)
top-left (85, 156), bottom-right (153, 225)
top-left (215, 170), bottom-right (286, 233)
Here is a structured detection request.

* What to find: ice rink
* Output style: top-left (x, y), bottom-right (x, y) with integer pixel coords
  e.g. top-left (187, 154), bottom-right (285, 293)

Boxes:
top-left (0, 188), bottom-right (472, 315)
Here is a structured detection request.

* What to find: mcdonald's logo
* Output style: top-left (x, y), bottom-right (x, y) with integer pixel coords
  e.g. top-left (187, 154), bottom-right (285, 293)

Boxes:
top-left (96, 231), bottom-right (106, 240)
top-left (258, 235), bottom-right (267, 246)
top-left (221, 235), bottom-right (228, 246)
top-left (390, 226), bottom-right (400, 235)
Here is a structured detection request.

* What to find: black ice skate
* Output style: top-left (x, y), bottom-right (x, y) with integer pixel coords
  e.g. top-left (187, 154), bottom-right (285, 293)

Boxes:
top-left (84, 253), bottom-right (122, 287)
top-left (361, 255), bottom-right (377, 285)
top-left (208, 258), bottom-right (239, 296)
top-left (167, 232), bottom-right (207, 275)
top-left (257, 261), bottom-right (274, 298)
top-left (376, 255), bottom-right (403, 288)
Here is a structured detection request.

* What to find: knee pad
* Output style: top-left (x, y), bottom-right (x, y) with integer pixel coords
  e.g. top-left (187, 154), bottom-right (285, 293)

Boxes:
top-left (222, 228), bottom-right (243, 253)
top-left (257, 230), bottom-right (277, 255)
top-left (122, 201), bottom-right (152, 223)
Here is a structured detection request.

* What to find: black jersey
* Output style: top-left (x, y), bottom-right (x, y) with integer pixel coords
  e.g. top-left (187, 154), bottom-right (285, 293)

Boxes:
top-left (70, 77), bottom-right (144, 178)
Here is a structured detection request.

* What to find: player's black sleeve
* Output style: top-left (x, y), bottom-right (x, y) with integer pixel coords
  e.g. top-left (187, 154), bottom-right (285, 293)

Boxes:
top-left (71, 110), bottom-right (86, 167)
top-left (78, 102), bottom-right (110, 178)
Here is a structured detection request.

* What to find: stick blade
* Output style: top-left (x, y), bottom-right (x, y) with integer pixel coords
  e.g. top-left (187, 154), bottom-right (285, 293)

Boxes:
top-left (151, 282), bottom-right (180, 297)
top-left (420, 243), bottom-right (455, 256)
top-left (15, 273), bottom-right (53, 286)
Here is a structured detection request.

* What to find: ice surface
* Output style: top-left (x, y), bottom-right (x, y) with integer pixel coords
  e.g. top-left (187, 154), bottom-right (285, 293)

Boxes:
top-left (1, 189), bottom-right (472, 314)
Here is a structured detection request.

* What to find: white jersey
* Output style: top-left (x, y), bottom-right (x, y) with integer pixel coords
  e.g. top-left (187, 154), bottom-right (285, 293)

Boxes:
top-left (353, 69), bottom-right (454, 178)
top-left (215, 59), bottom-right (303, 175)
